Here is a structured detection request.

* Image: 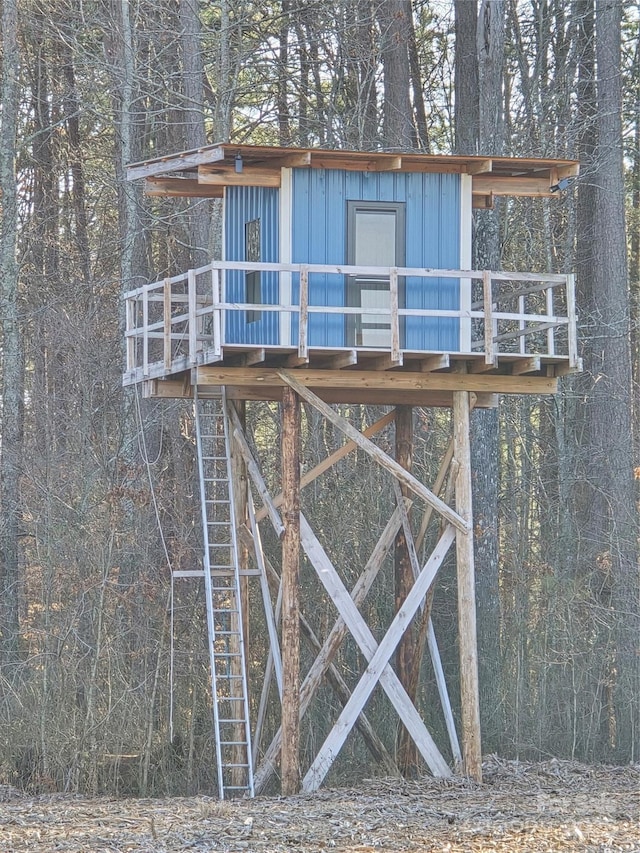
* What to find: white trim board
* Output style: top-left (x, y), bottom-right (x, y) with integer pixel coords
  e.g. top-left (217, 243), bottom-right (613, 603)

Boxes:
top-left (279, 167), bottom-right (293, 346)
top-left (459, 174), bottom-right (472, 353)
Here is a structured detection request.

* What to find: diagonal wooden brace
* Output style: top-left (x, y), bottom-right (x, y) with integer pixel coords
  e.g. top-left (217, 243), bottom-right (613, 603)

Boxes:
top-left (277, 370), bottom-right (469, 533)
top-left (252, 502), bottom-right (407, 793)
top-left (301, 515), bottom-right (455, 790)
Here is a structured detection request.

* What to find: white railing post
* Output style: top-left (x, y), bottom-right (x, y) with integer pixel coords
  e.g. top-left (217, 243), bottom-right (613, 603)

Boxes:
top-left (546, 285), bottom-right (555, 356)
top-left (126, 296), bottom-right (136, 374)
top-left (188, 268), bottom-right (197, 365)
top-left (482, 270), bottom-right (496, 365)
top-left (518, 294), bottom-right (526, 354)
top-left (212, 267), bottom-right (222, 357)
top-left (164, 277), bottom-right (172, 370)
top-left (566, 273), bottom-right (578, 368)
top-left (390, 267), bottom-right (400, 362)
top-left (142, 286), bottom-right (149, 377)
top-left (298, 265), bottom-right (309, 359)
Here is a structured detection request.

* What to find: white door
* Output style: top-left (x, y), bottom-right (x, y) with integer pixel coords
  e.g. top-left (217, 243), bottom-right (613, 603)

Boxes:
top-left (347, 202), bottom-right (405, 348)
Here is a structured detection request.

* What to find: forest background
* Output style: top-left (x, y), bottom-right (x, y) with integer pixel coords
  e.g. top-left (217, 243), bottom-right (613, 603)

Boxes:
top-left (0, 0), bottom-right (638, 797)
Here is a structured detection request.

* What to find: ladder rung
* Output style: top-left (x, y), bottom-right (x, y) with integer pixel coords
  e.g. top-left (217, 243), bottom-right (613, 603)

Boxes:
top-left (218, 718), bottom-right (247, 724)
top-left (219, 741), bottom-right (249, 746)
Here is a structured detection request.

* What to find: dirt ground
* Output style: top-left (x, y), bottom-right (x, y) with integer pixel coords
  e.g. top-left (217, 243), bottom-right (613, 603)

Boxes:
top-left (0, 758), bottom-right (637, 852)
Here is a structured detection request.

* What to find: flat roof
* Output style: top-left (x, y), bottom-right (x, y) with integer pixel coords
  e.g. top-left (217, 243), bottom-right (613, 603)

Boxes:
top-left (127, 143), bottom-right (579, 207)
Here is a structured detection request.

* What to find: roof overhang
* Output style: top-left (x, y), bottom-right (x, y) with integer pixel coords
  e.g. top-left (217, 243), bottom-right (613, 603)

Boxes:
top-left (127, 143), bottom-right (579, 206)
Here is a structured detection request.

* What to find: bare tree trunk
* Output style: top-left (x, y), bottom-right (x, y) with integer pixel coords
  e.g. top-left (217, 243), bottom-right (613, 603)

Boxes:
top-left (454, 0), bottom-right (479, 154)
top-left (405, 0), bottom-right (429, 151)
top-left (592, 0), bottom-right (638, 761)
top-left (180, 0), bottom-right (210, 266)
top-left (376, 0), bottom-right (414, 149)
top-left (631, 30), bottom-right (640, 465)
top-left (0, 0), bottom-right (23, 667)
top-left (278, 0), bottom-right (292, 146)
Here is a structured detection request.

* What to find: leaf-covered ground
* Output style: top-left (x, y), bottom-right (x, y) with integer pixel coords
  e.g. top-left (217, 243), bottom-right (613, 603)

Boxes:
top-left (0, 759), bottom-right (638, 852)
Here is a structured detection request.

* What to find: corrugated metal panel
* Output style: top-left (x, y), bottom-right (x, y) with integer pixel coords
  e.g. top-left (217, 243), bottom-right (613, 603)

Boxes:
top-left (224, 186), bottom-right (279, 344)
top-left (292, 169), bottom-right (460, 350)
top-left (405, 172), bottom-right (460, 351)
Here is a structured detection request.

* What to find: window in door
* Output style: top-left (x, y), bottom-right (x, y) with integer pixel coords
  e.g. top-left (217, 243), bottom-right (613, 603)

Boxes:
top-left (346, 201), bottom-right (405, 347)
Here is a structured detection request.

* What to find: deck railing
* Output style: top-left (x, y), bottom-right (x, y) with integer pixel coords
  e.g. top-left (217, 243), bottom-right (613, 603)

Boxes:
top-left (123, 261), bottom-right (578, 384)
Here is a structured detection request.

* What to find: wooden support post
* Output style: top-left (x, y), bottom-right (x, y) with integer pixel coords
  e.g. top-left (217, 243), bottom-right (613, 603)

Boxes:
top-left (452, 390), bottom-right (482, 782)
top-left (281, 385), bottom-right (301, 795)
top-left (394, 406), bottom-right (418, 775)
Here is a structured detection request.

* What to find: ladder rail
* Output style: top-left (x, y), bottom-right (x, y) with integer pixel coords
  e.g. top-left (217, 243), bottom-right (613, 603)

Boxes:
top-left (193, 387), bottom-right (254, 798)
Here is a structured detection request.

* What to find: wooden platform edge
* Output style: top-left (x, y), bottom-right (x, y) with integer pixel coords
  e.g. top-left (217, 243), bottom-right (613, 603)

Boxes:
top-left (142, 377), bottom-right (504, 408)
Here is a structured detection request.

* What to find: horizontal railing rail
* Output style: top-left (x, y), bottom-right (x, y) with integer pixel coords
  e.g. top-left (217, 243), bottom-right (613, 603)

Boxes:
top-left (123, 261), bottom-right (578, 383)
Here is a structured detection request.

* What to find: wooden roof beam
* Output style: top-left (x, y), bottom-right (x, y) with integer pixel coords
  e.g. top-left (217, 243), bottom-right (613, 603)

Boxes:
top-left (198, 163), bottom-right (281, 188)
top-left (472, 193), bottom-right (494, 209)
top-left (473, 175), bottom-right (558, 197)
top-left (127, 145), bottom-right (224, 181)
top-left (370, 156), bottom-right (403, 171)
top-left (264, 152), bottom-right (312, 168)
top-left (310, 154), bottom-right (405, 173)
top-left (465, 158), bottom-right (492, 175)
top-left (144, 177), bottom-right (223, 198)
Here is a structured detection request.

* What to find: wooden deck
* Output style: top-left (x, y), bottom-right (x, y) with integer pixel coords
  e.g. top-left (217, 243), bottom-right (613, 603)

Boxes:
top-left (123, 260), bottom-right (580, 406)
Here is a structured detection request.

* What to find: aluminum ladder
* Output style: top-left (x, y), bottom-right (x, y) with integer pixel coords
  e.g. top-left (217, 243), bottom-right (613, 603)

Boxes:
top-left (194, 388), bottom-right (254, 799)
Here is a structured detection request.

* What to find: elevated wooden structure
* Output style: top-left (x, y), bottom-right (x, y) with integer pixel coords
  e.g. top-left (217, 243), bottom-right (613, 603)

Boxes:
top-left (124, 144), bottom-right (580, 796)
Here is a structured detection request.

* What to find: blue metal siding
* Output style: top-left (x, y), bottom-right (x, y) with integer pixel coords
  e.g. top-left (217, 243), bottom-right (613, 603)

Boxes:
top-left (224, 186), bottom-right (279, 344)
top-left (292, 169), bottom-right (460, 350)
